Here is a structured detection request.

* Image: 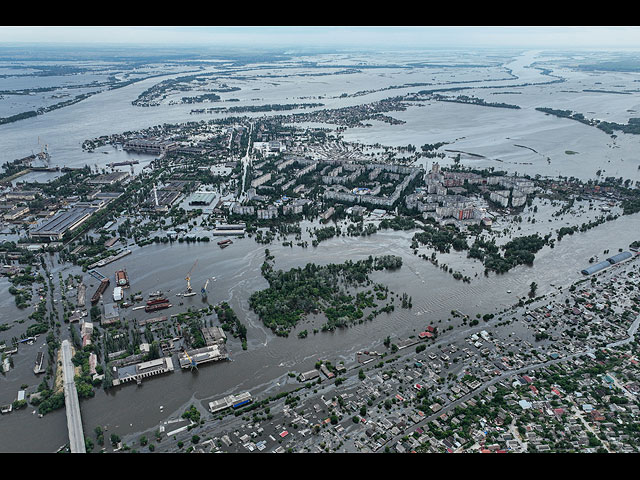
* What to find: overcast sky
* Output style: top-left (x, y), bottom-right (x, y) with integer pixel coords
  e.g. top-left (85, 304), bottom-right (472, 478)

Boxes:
top-left (2, 26), bottom-right (640, 50)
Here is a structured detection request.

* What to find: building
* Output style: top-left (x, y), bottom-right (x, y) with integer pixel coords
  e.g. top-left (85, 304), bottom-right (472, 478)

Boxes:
top-left (179, 344), bottom-right (228, 369)
top-left (86, 172), bottom-right (129, 185)
top-left (489, 190), bottom-right (510, 208)
top-left (189, 191), bottom-right (217, 206)
top-left (2, 205), bottom-right (29, 221)
top-left (30, 206), bottom-right (98, 241)
top-left (101, 302), bottom-right (120, 325)
top-left (251, 173), bottom-right (272, 188)
top-left (257, 206), bottom-right (278, 220)
top-left (232, 205), bottom-right (255, 215)
top-left (511, 190), bottom-right (527, 208)
top-left (111, 357), bottom-right (174, 386)
top-left (123, 138), bottom-right (177, 155)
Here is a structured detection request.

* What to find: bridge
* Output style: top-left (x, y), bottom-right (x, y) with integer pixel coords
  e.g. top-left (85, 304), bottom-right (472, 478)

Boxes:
top-left (61, 340), bottom-right (86, 453)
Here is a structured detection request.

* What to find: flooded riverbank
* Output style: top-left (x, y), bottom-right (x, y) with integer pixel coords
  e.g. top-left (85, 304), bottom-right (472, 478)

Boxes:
top-left (2, 208), bottom-right (639, 451)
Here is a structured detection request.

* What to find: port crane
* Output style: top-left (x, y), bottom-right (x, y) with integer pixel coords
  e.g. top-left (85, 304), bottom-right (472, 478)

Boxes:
top-left (185, 259), bottom-right (199, 294)
top-left (182, 348), bottom-right (197, 371)
top-left (201, 277), bottom-right (210, 300)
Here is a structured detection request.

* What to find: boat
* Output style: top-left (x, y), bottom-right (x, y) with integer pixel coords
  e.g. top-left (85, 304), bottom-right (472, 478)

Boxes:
top-left (115, 269), bottom-right (129, 288)
top-left (147, 297), bottom-right (169, 306)
top-left (148, 291), bottom-right (163, 298)
top-left (182, 292), bottom-right (197, 298)
top-left (145, 302), bottom-right (171, 313)
top-left (218, 239), bottom-right (233, 248)
top-left (507, 290), bottom-right (512, 294)
top-left (90, 278), bottom-right (110, 304)
top-left (33, 352), bottom-right (45, 374)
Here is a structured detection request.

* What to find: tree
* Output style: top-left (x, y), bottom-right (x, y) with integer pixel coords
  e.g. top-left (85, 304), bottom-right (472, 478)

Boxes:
top-left (529, 282), bottom-right (538, 298)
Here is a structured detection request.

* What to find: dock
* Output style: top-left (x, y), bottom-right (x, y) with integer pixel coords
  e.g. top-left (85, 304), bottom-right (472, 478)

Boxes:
top-left (88, 249), bottom-right (132, 269)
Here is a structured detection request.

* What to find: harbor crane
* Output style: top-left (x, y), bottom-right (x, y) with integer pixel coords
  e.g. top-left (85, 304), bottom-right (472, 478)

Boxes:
top-left (182, 348), bottom-right (197, 371)
top-left (185, 259), bottom-right (199, 294)
top-left (201, 277), bottom-right (210, 300)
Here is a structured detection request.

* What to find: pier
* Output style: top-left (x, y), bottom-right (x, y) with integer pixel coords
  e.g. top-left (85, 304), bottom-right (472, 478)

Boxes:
top-left (61, 340), bottom-right (86, 453)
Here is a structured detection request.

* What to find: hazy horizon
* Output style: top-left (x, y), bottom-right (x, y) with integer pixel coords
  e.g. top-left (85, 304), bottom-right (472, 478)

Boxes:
top-left (2, 26), bottom-right (640, 51)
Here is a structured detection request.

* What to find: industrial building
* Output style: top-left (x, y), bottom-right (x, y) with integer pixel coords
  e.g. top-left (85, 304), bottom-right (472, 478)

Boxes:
top-left (29, 206), bottom-right (98, 240)
top-left (189, 191), bottom-right (217, 206)
top-left (178, 344), bottom-right (228, 369)
top-left (581, 251), bottom-right (633, 275)
top-left (123, 138), bottom-right (177, 155)
top-left (202, 326), bottom-right (226, 346)
top-left (101, 302), bottom-right (120, 325)
top-left (86, 172), bottom-right (130, 185)
top-left (581, 260), bottom-right (613, 276)
top-left (208, 392), bottom-right (252, 413)
top-left (111, 357), bottom-right (175, 386)
top-left (606, 251), bottom-right (633, 264)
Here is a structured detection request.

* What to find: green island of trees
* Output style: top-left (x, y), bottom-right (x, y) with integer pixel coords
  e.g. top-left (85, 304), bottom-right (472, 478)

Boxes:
top-left (213, 301), bottom-right (248, 349)
top-left (249, 254), bottom-right (404, 336)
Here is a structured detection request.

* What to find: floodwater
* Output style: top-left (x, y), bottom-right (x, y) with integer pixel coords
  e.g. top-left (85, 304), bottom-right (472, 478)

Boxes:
top-left (2, 49), bottom-right (640, 451)
top-left (1, 208), bottom-right (639, 451)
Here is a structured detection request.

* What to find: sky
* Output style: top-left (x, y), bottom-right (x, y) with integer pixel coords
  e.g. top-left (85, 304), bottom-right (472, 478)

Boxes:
top-left (1, 26), bottom-right (640, 50)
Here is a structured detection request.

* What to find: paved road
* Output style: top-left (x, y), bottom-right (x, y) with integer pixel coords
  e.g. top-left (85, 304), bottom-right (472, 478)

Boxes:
top-left (61, 340), bottom-right (86, 453)
top-left (238, 122), bottom-right (254, 200)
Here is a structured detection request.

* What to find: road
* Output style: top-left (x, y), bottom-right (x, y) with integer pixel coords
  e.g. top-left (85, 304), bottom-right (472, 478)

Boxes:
top-left (61, 340), bottom-right (86, 453)
top-left (238, 122), bottom-right (254, 201)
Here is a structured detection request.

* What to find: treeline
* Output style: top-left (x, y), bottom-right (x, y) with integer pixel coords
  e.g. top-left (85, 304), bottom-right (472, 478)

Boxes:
top-left (536, 107), bottom-right (640, 136)
top-left (433, 94), bottom-right (520, 109)
top-left (412, 224), bottom-right (468, 254)
top-left (0, 110), bottom-right (38, 125)
top-left (483, 234), bottom-right (548, 274)
top-left (214, 302), bottom-right (247, 349)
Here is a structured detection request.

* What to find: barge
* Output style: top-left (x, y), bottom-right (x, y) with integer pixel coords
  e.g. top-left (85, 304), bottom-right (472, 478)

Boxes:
top-left (91, 278), bottom-right (110, 304)
top-left (145, 302), bottom-right (171, 313)
top-left (115, 269), bottom-right (129, 288)
top-left (33, 351), bottom-right (45, 374)
top-left (147, 297), bottom-right (169, 306)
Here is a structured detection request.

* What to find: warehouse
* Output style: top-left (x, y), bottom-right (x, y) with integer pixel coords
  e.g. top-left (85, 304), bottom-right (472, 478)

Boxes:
top-left (606, 251), bottom-right (633, 264)
top-left (29, 206), bottom-right (97, 240)
top-left (581, 260), bottom-right (613, 276)
top-left (86, 172), bottom-right (129, 185)
top-left (189, 191), bottom-right (217, 206)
